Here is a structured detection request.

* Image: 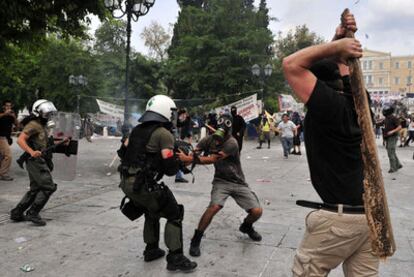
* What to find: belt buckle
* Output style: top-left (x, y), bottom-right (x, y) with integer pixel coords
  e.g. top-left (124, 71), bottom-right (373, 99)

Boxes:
top-left (337, 204), bottom-right (343, 216)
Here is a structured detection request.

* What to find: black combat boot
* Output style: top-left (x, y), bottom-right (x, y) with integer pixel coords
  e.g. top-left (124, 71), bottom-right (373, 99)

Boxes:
top-left (166, 251), bottom-right (197, 272)
top-left (143, 244), bottom-right (165, 262)
top-left (239, 222), bottom-right (262, 241)
top-left (25, 204), bottom-right (47, 226)
top-left (189, 229), bottom-right (203, 257)
top-left (10, 206), bottom-right (26, 222)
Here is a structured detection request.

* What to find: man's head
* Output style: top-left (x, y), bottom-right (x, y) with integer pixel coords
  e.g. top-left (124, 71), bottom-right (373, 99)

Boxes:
top-left (382, 106), bottom-right (394, 117)
top-left (310, 59), bottom-right (344, 91)
top-left (213, 114), bottom-right (233, 143)
top-left (139, 95), bottom-right (178, 128)
top-left (32, 99), bottom-right (58, 127)
top-left (282, 113), bottom-right (289, 123)
top-left (2, 100), bottom-right (12, 112)
top-left (230, 106), bottom-right (237, 117)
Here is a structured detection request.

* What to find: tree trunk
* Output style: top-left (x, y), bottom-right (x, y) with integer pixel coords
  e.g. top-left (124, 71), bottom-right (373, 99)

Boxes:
top-left (341, 8), bottom-right (396, 258)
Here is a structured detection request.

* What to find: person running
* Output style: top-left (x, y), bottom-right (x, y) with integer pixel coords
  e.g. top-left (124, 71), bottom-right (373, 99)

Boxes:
top-left (277, 114), bottom-right (297, 158)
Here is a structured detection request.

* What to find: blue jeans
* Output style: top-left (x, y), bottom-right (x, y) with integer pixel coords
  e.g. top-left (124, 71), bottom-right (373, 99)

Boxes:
top-left (176, 170), bottom-right (184, 180)
top-left (281, 137), bottom-right (293, 157)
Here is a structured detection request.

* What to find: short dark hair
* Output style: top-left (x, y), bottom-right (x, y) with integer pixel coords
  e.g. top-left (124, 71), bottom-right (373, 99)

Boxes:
top-left (2, 100), bottom-right (12, 106)
top-left (310, 59), bottom-right (341, 82)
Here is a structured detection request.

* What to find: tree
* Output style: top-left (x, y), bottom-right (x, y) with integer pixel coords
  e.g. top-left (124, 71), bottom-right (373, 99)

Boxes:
top-left (93, 20), bottom-right (127, 101)
top-left (166, 0), bottom-right (274, 106)
top-left (0, 0), bottom-right (107, 48)
top-left (274, 25), bottom-right (325, 59)
top-left (140, 21), bottom-right (171, 61)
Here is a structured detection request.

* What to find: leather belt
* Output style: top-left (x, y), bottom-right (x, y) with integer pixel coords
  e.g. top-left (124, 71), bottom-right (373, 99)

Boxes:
top-left (296, 200), bottom-right (365, 214)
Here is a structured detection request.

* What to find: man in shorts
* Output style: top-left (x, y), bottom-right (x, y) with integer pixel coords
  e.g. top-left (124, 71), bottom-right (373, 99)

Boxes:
top-left (178, 113), bottom-right (263, 257)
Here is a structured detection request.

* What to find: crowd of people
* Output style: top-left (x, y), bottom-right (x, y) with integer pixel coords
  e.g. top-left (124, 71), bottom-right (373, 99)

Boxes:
top-left (1, 12), bottom-right (414, 277)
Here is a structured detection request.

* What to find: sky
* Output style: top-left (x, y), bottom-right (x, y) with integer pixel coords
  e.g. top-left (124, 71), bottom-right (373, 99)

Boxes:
top-left (90, 0), bottom-right (414, 56)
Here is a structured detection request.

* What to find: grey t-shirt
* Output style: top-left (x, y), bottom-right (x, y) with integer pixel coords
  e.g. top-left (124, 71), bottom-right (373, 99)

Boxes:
top-left (197, 136), bottom-right (247, 186)
top-left (277, 120), bottom-right (296, 138)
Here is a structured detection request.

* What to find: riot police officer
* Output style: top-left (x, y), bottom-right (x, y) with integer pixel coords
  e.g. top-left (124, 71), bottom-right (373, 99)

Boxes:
top-left (118, 95), bottom-right (197, 272)
top-left (10, 99), bottom-right (59, 226)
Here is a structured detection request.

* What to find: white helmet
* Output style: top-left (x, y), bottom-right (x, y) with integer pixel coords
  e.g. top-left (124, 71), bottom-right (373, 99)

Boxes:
top-left (139, 95), bottom-right (177, 124)
top-left (32, 99), bottom-right (57, 118)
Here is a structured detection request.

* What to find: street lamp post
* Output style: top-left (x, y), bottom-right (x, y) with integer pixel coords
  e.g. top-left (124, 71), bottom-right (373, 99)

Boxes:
top-left (104, 0), bottom-right (156, 129)
top-left (69, 75), bottom-right (88, 114)
top-left (251, 63), bottom-right (273, 111)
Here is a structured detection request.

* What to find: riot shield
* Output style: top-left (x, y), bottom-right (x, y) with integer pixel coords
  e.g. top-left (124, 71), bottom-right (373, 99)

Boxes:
top-left (51, 112), bottom-right (81, 181)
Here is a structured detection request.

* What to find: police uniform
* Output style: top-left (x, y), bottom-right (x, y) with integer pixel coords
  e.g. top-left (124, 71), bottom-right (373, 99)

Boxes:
top-left (10, 100), bottom-right (58, 226)
top-left (118, 95), bottom-right (196, 272)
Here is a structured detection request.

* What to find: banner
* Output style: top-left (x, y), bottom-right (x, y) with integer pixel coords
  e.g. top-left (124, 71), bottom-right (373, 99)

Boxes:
top-left (278, 94), bottom-right (304, 112)
top-left (215, 94), bottom-right (259, 122)
top-left (96, 99), bottom-right (124, 119)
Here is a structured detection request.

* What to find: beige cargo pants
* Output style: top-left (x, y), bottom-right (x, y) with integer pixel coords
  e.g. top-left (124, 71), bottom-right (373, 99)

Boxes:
top-left (292, 209), bottom-right (379, 277)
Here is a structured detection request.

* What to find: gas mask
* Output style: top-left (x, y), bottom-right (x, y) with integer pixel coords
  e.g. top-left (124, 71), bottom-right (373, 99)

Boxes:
top-left (213, 114), bottom-right (233, 142)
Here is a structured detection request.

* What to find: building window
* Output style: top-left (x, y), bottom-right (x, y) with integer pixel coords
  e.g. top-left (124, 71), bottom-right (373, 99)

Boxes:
top-left (408, 76), bottom-right (412, 84)
top-left (379, 77), bottom-right (383, 85)
top-left (368, 61), bottom-right (373, 70)
top-left (408, 61), bottom-right (412, 68)
top-left (367, 75), bottom-right (372, 84)
top-left (395, 62), bottom-right (400, 69)
top-left (395, 77), bottom-right (400, 85)
top-left (363, 61), bottom-right (367, 70)
top-left (379, 62), bottom-right (384, 70)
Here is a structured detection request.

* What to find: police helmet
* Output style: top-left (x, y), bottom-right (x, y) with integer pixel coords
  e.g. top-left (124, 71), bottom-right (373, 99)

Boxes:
top-left (139, 95), bottom-right (177, 124)
top-left (32, 99), bottom-right (57, 118)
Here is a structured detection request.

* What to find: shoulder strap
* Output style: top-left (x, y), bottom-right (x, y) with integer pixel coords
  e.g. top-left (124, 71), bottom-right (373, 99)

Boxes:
top-left (123, 123), bottom-right (161, 166)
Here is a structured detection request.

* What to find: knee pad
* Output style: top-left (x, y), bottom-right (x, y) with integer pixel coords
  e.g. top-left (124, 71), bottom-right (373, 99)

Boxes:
top-left (166, 204), bottom-right (184, 223)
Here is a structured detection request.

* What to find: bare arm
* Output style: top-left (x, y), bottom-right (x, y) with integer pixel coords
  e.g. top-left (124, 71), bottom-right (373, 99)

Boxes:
top-left (17, 133), bottom-right (42, 157)
top-left (282, 39), bottom-right (362, 104)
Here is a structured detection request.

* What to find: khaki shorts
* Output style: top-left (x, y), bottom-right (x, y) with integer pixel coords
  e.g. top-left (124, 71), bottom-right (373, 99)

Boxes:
top-left (292, 209), bottom-right (379, 277)
top-left (400, 128), bottom-right (408, 138)
top-left (210, 183), bottom-right (260, 210)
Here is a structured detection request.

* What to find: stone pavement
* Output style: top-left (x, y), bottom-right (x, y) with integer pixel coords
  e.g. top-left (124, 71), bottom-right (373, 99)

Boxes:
top-left (0, 138), bottom-right (413, 277)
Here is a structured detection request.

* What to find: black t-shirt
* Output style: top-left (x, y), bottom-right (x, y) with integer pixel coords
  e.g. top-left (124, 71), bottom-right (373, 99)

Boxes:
top-left (400, 118), bottom-right (407, 128)
top-left (384, 116), bottom-right (400, 136)
top-left (0, 114), bottom-right (14, 137)
top-left (304, 80), bottom-right (364, 206)
top-left (232, 115), bottom-right (246, 136)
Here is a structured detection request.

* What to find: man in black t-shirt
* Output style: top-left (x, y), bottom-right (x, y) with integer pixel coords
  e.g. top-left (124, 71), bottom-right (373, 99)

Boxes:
top-left (0, 100), bottom-right (19, 181)
top-left (231, 106), bottom-right (246, 152)
top-left (283, 14), bottom-right (379, 276)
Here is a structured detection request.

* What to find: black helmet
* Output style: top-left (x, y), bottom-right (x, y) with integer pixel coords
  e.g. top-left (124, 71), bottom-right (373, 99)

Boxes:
top-left (382, 106), bottom-right (394, 117)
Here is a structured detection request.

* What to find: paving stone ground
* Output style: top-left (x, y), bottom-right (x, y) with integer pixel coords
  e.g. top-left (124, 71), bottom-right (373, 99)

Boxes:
top-left (1, 137), bottom-right (413, 277)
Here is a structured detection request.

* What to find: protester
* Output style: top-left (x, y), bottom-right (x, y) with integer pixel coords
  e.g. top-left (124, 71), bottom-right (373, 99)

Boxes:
top-left (231, 106), bottom-right (246, 153)
top-left (257, 113), bottom-right (271, 149)
top-left (399, 114), bottom-right (408, 147)
top-left (374, 114), bottom-right (384, 139)
top-left (383, 107), bottom-right (403, 173)
top-left (291, 111), bottom-right (303, 155)
top-left (404, 115), bottom-right (414, 146)
top-left (277, 114), bottom-right (297, 158)
top-left (283, 13), bottom-right (380, 276)
top-left (178, 114), bottom-right (262, 257)
top-left (0, 100), bottom-right (19, 181)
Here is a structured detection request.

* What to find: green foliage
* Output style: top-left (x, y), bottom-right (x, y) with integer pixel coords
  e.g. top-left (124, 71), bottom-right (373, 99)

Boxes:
top-left (274, 25), bottom-right (325, 59)
top-left (0, 0), bottom-right (107, 48)
top-left (167, 0), bottom-right (274, 106)
top-left (93, 20), bottom-right (127, 101)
